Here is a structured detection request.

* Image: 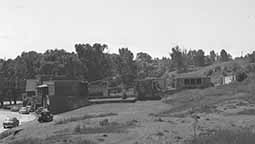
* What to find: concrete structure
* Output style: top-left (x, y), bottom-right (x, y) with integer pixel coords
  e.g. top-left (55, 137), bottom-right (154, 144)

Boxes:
top-left (37, 80), bottom-right (88, 114)
top-left (174, 73), bottom-right (212, 89)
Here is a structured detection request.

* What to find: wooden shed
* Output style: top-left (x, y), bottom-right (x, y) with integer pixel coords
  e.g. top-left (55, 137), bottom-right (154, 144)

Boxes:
top-left (37, 80), bottom-right (88, 114)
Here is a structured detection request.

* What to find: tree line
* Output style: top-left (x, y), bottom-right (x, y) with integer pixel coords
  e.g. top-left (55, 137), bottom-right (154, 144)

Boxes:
top-left (0, 43), bottom-right (238, 105)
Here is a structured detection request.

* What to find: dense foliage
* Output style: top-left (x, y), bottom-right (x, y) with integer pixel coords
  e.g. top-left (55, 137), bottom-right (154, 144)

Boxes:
top-left (0, 43), bottom-right (240, 104)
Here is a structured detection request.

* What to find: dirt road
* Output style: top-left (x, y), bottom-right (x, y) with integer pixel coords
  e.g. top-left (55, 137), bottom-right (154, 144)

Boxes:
top-left (0, 110), bottom-right (36, 133)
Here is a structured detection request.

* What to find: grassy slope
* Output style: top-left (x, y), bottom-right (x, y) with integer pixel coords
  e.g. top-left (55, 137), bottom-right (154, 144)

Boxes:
top-left (160, 73), bottom-right (255, 117)
top-left (160, 61), bottom-right (255, 144)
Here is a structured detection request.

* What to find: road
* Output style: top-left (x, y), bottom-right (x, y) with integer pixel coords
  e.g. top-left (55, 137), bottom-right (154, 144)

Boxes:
top-left (0, 110), bottom-right (36, 133)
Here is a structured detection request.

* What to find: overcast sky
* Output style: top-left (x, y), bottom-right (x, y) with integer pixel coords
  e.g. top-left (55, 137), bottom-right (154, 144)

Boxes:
top-left (0, 0), bottom-right (254, 59)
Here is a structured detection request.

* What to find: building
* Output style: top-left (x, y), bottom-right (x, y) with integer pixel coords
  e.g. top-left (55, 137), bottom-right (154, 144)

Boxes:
top-left (174, 73), bottom-right (212, 90)
top-left (23, 79), bottom-right (40, 106)
top-left (135, 77), bottom-right (165, 100)
top-left (221, 74), bottom-right (236, 85)
top-left (37, 80), bottom-right (88, 114)
top-left (25, 79), bottom-right (40, 97)
top-left (88, 80), bottom-right (108, 98)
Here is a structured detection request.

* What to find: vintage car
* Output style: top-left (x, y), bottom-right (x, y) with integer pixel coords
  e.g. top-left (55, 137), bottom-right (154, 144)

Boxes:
top-left (10, 106), bottom-right (20, 112)
top-left (19, 107), bottom-right (30, 114)
top-left (3, 117), bottom-right (19, 129)
top-left (38, 109), bottom-right (53, 123)
top-left (26, 105), bottom-right (35, 112)
top-left (35, 107), bottom-right (44, 115)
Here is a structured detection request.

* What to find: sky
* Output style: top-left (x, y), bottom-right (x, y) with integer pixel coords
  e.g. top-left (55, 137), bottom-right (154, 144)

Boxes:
top-left (0, 0), bottom-right (254, 59)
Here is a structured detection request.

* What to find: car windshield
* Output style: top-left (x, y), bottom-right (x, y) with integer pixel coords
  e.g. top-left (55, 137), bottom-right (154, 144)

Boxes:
top-left (5, 117), bottom-right (16, 121)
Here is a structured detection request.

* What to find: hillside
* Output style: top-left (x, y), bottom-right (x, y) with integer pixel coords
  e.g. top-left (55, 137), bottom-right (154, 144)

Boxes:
top-left (163, 59), bottom-right (255, 85)
top-left (1, 60), bottom-right (255, 144)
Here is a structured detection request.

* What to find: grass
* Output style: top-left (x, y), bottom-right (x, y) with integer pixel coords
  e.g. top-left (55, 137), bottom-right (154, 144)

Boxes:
top-left (160, 74), bottom-right (255, 117)
top-left (237, 109), bottom-right (255, 115)
top-left (7, 138), bottom-right (42, 144)
top-left (55, 112), bottom-right (118, 125)
top-left (0, 130), bottom-right (14, 140)
top-left (7, 137), bottom-right (96, 144)
top-left (73, 120), bottom-right (137, 134)
top-left (186, 128), bottom-right (255, 144)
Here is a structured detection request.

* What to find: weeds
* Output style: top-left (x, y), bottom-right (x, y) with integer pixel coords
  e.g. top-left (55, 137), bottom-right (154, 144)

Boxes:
top-left (0, 130), bottom-right (13, 140)
top-left (55, 113), bottom-right (117, 125)
top-left (7, 138), bottom-right (42, 144)
top-left (237, 109), bottom-right (255, 115)
top-left (186, 128), bottom-right (255, 144)
top-left (161, 74), bottom-right (255, 117)
top-left (7, 137), bottom-right (96, 144)
top-left (74, 120), bottom-right (137, 134)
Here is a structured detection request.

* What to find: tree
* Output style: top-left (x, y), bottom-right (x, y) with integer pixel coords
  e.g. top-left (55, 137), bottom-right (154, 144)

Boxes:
top-left (75, 43), bottom-right (111, 81)
top-left (39, 49), bottom-right (85, 80)
top-left (170, 46), bottom-right (186, 73)
top-left (135, 52), bottom-right (153, 79)
top-left (209, 50), bottom-right (216, 63)
top-left (18, 51), bottom-right (42, 79)
top-left (220, 49), bottom-right (231, 62)
top-left (117, 48), bottom-right (137, 86)
top-left (136, 52), bottom-right (152, 63)
top-left (246, 51), bottom-right (255, 63)
top-left (193, 49), bottom-right (205, 66)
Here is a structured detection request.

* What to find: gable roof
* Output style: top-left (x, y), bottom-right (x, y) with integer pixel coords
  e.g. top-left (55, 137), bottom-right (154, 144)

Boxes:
top-left (26, 79), bottom-right (39, 92)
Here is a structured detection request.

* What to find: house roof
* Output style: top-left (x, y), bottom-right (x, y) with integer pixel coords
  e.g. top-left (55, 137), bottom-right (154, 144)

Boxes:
top-left (25, 79), bottom-right (39, 92)
top-left (175, 72), bottom-right (208, 79)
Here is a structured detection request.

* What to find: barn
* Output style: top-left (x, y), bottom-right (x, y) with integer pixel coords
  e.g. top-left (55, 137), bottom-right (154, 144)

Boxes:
top-left (37, 80), bottom-right (88, 114)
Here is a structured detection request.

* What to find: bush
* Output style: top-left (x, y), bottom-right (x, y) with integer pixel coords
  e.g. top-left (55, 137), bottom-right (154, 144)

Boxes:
top-left (236, 71), bottom-right (248, 82)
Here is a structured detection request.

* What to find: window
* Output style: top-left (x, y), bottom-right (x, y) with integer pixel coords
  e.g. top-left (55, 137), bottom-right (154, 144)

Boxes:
top-left (191, 79), bottom-right (195, 85)
top-left (184, 79), bottom-right (190, 85)
top-left (197, 79), bottom-right (202, 84)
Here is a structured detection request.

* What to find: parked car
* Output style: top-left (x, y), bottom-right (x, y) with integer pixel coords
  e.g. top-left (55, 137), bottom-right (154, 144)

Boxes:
top-left (3, 117), bottom-right (19, 129)
top-left (19, 107), bottom-right (29, 114)
top-left (10, 106), bottom-right (20, 112)
top-left (35, 107), bottom-right (44, 115)
top-left (26, 105), bottom-right (34, 112)
top-left (38, 109), bottom-right (53, 123)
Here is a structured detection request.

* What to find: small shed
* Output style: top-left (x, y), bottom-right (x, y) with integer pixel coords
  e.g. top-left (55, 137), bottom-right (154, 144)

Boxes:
top-left (174, 73), bottom-right (212, 90)
top-left (37, 80), bottom-right (88, 114)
